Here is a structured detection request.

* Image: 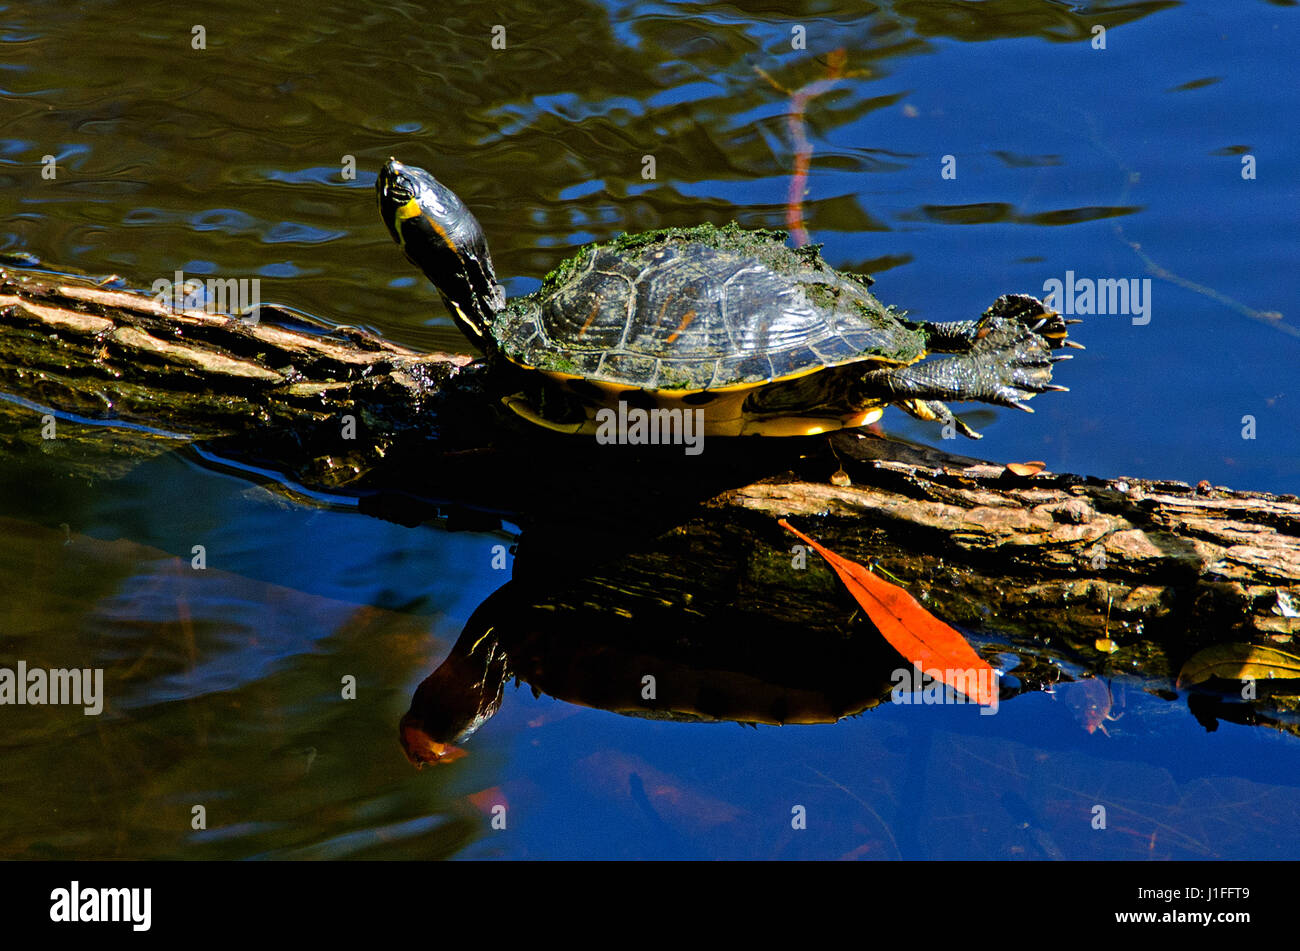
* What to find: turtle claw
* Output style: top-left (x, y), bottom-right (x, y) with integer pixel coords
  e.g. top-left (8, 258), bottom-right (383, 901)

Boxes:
top-left (1062, 340), bottom-right (1086, 350)
top-left (983, 294), bottom-right (1083, 353)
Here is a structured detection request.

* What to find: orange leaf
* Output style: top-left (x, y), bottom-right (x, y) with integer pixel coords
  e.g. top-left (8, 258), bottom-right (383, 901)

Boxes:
top-left (1005, 461), bottom-right (1046, 477)
top-left (467, 786), bottom-right (507, 816)
top-left (780, 519), bottom-right (996, 705)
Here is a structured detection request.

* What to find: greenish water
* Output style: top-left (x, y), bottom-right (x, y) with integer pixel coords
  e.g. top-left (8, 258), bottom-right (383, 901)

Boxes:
top-left (1, 0), bottom-right (1298, 859)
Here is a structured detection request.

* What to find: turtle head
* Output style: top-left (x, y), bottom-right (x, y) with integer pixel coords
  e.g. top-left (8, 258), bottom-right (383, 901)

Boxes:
top-left (377, 158), bottom-right (506, 349)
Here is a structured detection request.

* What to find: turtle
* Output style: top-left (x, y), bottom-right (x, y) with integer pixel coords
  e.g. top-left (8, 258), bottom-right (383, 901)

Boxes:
top-left (376, 158), bottom-right (1078, 440)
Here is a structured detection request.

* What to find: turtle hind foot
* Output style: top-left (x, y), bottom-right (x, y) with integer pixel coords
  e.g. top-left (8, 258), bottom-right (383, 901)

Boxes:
top-left (501, 390), bottom-right (589, 434)
top-left (898, 398), bottom-right (983, 439)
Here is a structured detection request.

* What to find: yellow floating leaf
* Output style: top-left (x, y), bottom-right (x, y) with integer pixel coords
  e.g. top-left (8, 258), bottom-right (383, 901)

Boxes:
top-left (1176, 643), bottom-right (1300, 689)
top-left (1095, 637), bottom-right (1120, 654)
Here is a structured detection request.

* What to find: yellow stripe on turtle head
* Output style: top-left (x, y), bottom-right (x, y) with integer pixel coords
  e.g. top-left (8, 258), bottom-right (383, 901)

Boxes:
top-left (389, 198), bottom-right (424, 250)
top-left (441, 298), bottom-right (485, 340)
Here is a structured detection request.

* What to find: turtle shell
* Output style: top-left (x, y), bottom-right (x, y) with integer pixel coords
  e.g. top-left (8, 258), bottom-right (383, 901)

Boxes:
top-left (491, 223), bottom-right (925, 392)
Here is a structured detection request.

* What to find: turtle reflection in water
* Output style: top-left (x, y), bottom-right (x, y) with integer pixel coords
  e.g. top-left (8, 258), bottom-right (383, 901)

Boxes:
top-left (377, 159), bottom-right (1079, 442)
top-left (400, 581), bottom-right (918, 765)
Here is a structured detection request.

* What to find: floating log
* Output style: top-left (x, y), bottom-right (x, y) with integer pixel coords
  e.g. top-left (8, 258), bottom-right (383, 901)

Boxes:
top-left (2, 265), bottom-right (1297, 683)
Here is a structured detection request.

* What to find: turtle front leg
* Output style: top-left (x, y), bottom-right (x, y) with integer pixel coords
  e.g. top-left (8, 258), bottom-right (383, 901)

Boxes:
top-left (854, 314), bottom-right (1072, 438)
top-left (913, 294), bottom-right (1082, 353)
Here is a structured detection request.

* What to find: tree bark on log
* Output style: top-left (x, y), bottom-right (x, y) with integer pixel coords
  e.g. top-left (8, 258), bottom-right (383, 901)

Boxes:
top-left (3, 265), bottom-right (1298, 662)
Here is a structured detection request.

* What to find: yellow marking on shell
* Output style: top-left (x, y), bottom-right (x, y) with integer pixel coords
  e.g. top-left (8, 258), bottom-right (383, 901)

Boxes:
top-left (845, 407), bottom-right (884, 428)
top-left (508, 347), bottom-right (913, 394)
top-left (665, 310), bottom-right (696, 344)
top-left (651, 295), bottom-right (673, 333)
top-left (529, 365), bottom-right (894, 425)
top-left (502, 345), bottom-right (902, 438)
top-left (540, 373), bottom-right (765, 403)
top-left (505, 382), bottom-right (888, 438)
top-left (737, 407), bottom-right (884, 437)
top-left (529, 366), bottom-right (777, 396)
top-left (577, 302), bottom-right (601, 337)
top-left (739, 417), bottom-right (831, 437)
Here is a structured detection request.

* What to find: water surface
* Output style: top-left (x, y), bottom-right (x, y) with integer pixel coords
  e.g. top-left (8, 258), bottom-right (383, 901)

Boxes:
top-left (1, 0), bottom-right (1298, 859)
